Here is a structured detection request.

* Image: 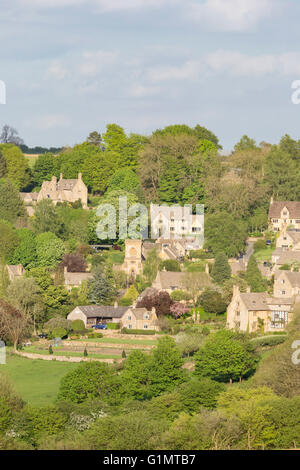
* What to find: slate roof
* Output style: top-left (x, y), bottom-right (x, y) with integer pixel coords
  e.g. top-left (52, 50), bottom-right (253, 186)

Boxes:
top-left (240, 292), bottom-right (270, 311)
top-left (155, 271), bottom-right (211, 290)
top-left (76, 305), bottom-right (129, 318)
top-left (276, 251), bottom-right (300, 265)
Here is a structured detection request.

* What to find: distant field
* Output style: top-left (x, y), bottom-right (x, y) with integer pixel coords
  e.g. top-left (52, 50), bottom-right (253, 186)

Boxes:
top-left (24, 154), bottom-right (39, 168)
top-left (0, 353), bottom-right (77, 406)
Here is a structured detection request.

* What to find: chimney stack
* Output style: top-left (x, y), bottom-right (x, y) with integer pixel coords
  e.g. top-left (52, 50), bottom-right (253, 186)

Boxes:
top-left (78, 173), bottom-right (82, 180)
top-left (114, 301), bottom-right (118, 309)
top-left (205, 263), bottom-right (209, 275)
top-left (247, 286), bottom-right (251, 293)
top-left (60, 173), bottom-right (63, 181)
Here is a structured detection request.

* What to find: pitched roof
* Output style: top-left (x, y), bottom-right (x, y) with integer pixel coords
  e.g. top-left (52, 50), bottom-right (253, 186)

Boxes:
top-left (64, 271), bottom-right (93, 285)
top-left (129, 308), bottom-right (152, 320)
top-left (269, 201), bottom-right (300, 219)
top-left (155, 271), bottom-right (211, 290)
top-left (277, 271), bottom-right (300, 287)
top-left (76, 305), bottom-right (129, 318)
top-left (240, 292), bottom-right (270, 311)
top-left (285, 231), bottom-right (300, 243)
top-left (57, 179), bottom-right (78, 191)
top-left (276, 251), bottom-right (300, 265)
top-left (19, 192), bottom-right (39, 201)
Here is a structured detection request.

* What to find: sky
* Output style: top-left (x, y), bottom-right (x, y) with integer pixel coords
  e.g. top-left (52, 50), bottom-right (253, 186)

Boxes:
top-left (1, 0), bottom-right (300, 151)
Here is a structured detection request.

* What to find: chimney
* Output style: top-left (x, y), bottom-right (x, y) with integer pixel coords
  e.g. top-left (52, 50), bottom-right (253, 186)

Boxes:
top-left (60, 173), bottom-right (63, 181)
top-left (51, 176), bottom-right (57, 184)
top-left (114, 301), bottom-right (118, 309)
top-left (270, 196), bottom-right (274, 205)
top-left (233, 285), bottom-right (240, 297)
top-left (78, 173), bottom-right (82, 180)
top-left (64, 266), bottom-right (68, 276)
top-left (205, 263), bottom-right (209, 275)
top-left (247, 286), bottom-right (251, 293)
top-left (151, 307), bottom-right (156, 315)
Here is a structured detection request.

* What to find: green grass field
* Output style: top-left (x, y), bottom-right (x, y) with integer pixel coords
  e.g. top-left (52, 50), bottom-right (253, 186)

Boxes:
top-left (0, 353), bottom-right (78, 406)
top-left (254, 246), bottom-right (275, 262)
top-left (25, 346), bottom-right (122, 360)
top-left (24, 154), bottom-right (39, 169)
top-left (78, 337), bottom-right (158, 346)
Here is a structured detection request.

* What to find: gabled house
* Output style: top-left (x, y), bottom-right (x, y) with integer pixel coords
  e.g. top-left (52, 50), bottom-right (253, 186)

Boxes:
top-left (276, 230), bottom-right (300, 250)
top-left (274, 270), bottom-right (300, 298)
top-left (227, 286), bottom-right (294, 333)
top-left (63, 267), bottom-right (93, 292)
top-left (152, 270), bottom-right (211, 294)
top-left (273, 251), bottom-right (300, 270)
top-left (38, 173), bottom-right (88, 208)
top-left (67, 304), bottom-right (159, 331)
top-left (268, 199), bottom-right (300, 231)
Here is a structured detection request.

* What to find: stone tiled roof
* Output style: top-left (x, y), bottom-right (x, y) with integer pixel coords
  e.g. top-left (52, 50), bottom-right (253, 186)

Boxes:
top-left (240, 292), bottom-right (270, 311)
top-left (276, 251), bottom-right (300, 265)
top-left (19, 192), bottom-right (39, 201)
top-left (277, 271), bottom-right (300, 287)
top-left (76, 305), bottom-right (129, 318)
top-left (64, 271), bottom-right (93, 286)
top-left (286, 231), bottom-right (300, 243)
top-left (57, 179), bottom-right (78, 191)
top-left (269, 201), bottom-right (300, 219)
top-left (155, 271), bottom-right (211, 290)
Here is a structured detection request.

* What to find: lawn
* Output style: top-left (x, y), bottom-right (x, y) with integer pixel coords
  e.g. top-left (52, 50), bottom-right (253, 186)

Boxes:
top-left (254, 246), bottom-right (275, 262)
top-left (0, 353), bottom-right (78, 406)
top-left (78, 337), bottom-right (158, 346)
top-left (25, 346), bottom-right (122, 360)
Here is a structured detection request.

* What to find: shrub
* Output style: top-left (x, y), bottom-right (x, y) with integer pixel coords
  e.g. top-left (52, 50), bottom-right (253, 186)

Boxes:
top-left (254, 239), bottom-right (266, 252)
top-left (170, 290), bottom-right (191, 302)
top-left (251, 335), bottom-right (287, 348)
top-left (50, 327), bottom-right (67, 339)
top-left (44, 317), bottom-right (72, 333)
top-left (121, 328), bottom-right (156, 335)
top-left (107, 323), bottom-right (120, 330)
top-left (72, 320), bottom-right (86, 332)
top-left (118, 298), bottom-right (132, 307)
top-left (87, 332), bottom-right (103, 339)
top-left (159, 260), bottom-right (181, 272)
top-left (198, 289), bottom-right (227, 314)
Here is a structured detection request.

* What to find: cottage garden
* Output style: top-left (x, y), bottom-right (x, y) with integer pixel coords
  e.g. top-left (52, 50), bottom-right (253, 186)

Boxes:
top-left (0, 126), bottom-right (300, 449)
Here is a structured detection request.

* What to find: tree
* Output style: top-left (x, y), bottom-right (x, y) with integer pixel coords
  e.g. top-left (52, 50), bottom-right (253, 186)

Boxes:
top-left (0, 151), bottom-right (7, 178)
top-left (0, 220), bottom-right (20, 261)
top-left (136, 291), bottom-right (172, 316)
top-left (0, 300), bottom-right (31, 351)
top-left (279, 134), bottom-right (300, 160)
top-left (234, 135), bottom-right (257, 152)
top-left (57, 362), bottom-right (121, 404)
top-left (198, 289), bottom-right (227, 314)
top-left (44, 317), bottom-right (72, 334)
top-left (31, 200), bottom-right (64, 236)
top-left (107, 168), bottom-right (140, 194)
top-left (211, 253), bottom-right (231, 285)
top-left (0, 179), bottom-right (25, 223)
top-left (32, 153), bottom-right (55, 187)
top-left (194, 330), bottom-right (258, 383)
top-left (35, 232), bottom-right (65, 268)
top-left (6, 277), bottom-right (44, 334)
top-left (120, 350), bottom-right (152, 400)
top-left (159, 259), bottom-right (181, 272)
top-left (246, 255), bottom-right (266, 292)
top-left (26, 267), bottom-right (52, 291)
top-left (177, 378), bottom-right (226, 411)
top-left (9, 229), bottom-right (37, 268)
top-left (175, 332), bottom-right (204, 357)
top-left (143, 248), bottom-right (160, 284)
top-left (88, 266), bottom-right (117, 305)
top-left (148, 336), bottom-right (185, 396)
top-left (87, 131), bottom-right (102, 148)
top-left (204, 212), bottom-right (247, 257)
top-left (0, 144), bottom-right (29, 189)
top-left (0, 125), bottom-right (24, 146)
top-left (182, 272), bottom-right (211, 307)
top-left (59, 253), bottom-right (87, 273)
top-left (265, 147), bottom-right (300, 200)
top-left (169, 302), bottom-right (190, 319)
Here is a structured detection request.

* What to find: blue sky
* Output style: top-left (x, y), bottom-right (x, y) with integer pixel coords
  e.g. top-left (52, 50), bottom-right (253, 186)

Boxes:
top-left (1, 0), bottom-right (300, 151)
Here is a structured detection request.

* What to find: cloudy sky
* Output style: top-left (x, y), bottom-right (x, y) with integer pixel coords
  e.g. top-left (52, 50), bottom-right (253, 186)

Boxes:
top-left (1, 0), bottom-right (300, 150)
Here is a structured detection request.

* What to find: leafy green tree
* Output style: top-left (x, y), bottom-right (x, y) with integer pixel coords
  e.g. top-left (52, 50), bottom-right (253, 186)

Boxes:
top-left (0, 144), bottom-right (29, 189)
top-left (177, 378), bottom-right (226, 411)
top-left (26, 267), bottom-right (52, 290)
top-left (148, 336), bottom-right (185, 396)
top-left (143, 248), bottom-right (160, 284)
top-left (107, 168), bottom-right (140, 194)
top-left (120, 350), bottom-right (152, 400)
top-left (204, 212), bottom-right (247, 257)
top-left (87, 131), bottom-right (102, 147)
top-left (35, 232), bottom-right (65, 268)
top-left (88, 265), bottom-right (117, 304)
top-left (279, 134), bottom-right (300, 160)
top-left (57, 362), bottom-right (122, 404)
top-left (43, 285), bottom-right (69, 311)
top-left (234, 135), bottom-right (257, 152)
top-left (0, 220), bottom-right (20, 261)
top-left (265, 147), bottom-right (300, 200)
top-left (6, 277), bottom-right (44, 334)
top-left (198, 289), bottom-right (227, 314)
top-left (0, 151), bottom-right (7, 178)
top-left (71, 319), bottom-right (85, 332)
top-left (0, 179), bottom-right (26, 223)
top-left (9, 229), bottom-right (37, 268)
top-left (211, 253), bottom-right (231, 285)
top-left (32, 153), bottom-right (55, 186)
top-left (31, 200), bottom-right (64, 236)
top-left (194, 330), bottom-right (258, 383)
top-left (246, 255), bottom-right (266, 292)
top-left (159, 259), bottom-right (181, 272)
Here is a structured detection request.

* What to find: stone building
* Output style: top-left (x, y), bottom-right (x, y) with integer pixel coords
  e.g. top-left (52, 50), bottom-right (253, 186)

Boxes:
top-left (268, 198), bottom-right (300, 231)
top-left (38, 173), bottom-right (88, 207)
top-left (63, 267), bottom-right (93, 292)
top-left (276, 230), bottom-right (300, 250)
top-left (121, 239), bottom-right (143, 278)
top-left (227, 286), bottom-right (294, 333)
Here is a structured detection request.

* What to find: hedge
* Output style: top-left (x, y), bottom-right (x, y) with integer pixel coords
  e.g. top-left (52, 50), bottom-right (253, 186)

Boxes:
top-left (251, 335), bottom-right (287, 348)
top-left (121, 328), bottom-right (157, 335)
top-left (107, 323), bottom-right (120, 330)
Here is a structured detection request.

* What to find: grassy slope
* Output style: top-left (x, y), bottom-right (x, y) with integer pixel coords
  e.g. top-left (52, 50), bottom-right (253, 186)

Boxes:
top-left (0, 353), bottom-right (78, 406)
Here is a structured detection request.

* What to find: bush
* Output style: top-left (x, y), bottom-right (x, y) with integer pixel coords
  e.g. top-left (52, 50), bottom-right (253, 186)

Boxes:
top-left (170, 290), bottom-right (191, 302)
top-left (87, 332), bottom-right (103, 339)
top-left (118, 298), bottom-right (132, 306)
top-left (251, 335), bottom-right (287, 348)
top-left (189, 250), bottom-right (209, 260)
top-left (50, 327), bottom-right (67, 339)
top-left (197, 289), bottom-right (227, 314)
top-left (254, 239), bottom-right (266, 252)
top-left (107, 323), bottom-right (120, 330)
top-left (72, 320), bottom-right (86, 332)
top-left (121, 328), bottom-right (157, 335)
top-left (159, 260), bottom-right (181, 272)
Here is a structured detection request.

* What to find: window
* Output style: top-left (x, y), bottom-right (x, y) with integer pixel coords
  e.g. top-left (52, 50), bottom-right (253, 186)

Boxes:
top-left (280, 290), bottom-right (286, 295)
top-left (128, 324), bottom-right (132, 329)
top-left (271, 311), bottom-right (288, 329)
top-left (144, 325), bottom-right (148, 329)
top-left (144, 314), bottom-right (149, 320)
top-left (127, 316), bottom-right (131, 320)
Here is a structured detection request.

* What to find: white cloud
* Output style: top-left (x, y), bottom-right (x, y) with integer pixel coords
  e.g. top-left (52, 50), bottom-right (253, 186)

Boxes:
top-left (47, 62), bottom-right (68, 80)
top-left (188, 0), bottom-right (281, 32)
top-left (36, 114), bottom-right (71, 130)
top-left (147, 60), bottom-right (200, 81)
top-left (18, 0), bottom-right (176, 11)
top-left (129, 83), bottom-right (161, 98)
top-left (79, 50), bottom-right (118, 77)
